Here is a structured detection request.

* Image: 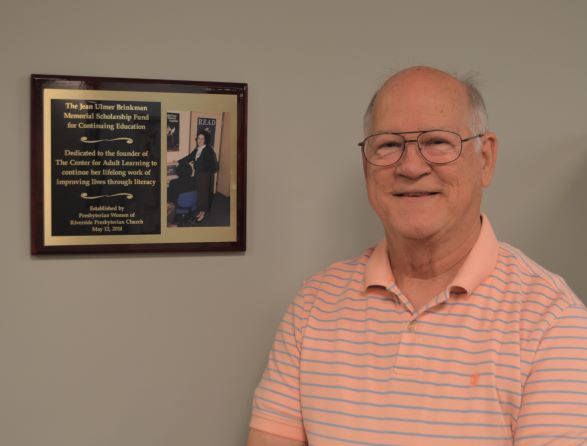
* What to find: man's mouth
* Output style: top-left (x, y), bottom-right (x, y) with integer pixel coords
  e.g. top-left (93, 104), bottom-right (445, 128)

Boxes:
top-left (393, 192), bottom-right (439, 197)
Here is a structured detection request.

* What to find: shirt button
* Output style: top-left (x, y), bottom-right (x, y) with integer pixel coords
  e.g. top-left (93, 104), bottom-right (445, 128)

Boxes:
top-left (407, 321), bottom-right (417, 332)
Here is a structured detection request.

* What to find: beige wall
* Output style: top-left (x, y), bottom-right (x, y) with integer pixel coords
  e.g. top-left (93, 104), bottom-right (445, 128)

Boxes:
top-left (1, 1), bottom-right (586, 445)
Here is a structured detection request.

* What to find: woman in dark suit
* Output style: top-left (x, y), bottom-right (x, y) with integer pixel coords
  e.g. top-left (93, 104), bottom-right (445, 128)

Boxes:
top-left (167, 130), bottom-right (218, 224)
top-left (190, 131), bottom-right (218, 222)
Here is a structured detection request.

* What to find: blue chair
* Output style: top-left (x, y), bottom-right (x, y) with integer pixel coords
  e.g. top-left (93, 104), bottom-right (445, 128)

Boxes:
top-left (175, 191), bottom-right (198, 225)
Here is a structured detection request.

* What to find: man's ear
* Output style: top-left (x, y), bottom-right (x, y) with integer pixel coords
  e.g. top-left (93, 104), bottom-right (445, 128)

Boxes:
top-left (479, 131), bottom-right (498, 188)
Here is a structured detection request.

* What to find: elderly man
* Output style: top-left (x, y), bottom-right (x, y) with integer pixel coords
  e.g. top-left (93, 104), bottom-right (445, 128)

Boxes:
top-left (247, 67), bottom-right (587, 445)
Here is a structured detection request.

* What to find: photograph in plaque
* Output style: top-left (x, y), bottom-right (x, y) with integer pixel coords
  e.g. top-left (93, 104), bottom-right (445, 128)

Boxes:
top-left (166, 112), bottom-right (231, 228)
top-left (31, 75), bottom-right (247, 254)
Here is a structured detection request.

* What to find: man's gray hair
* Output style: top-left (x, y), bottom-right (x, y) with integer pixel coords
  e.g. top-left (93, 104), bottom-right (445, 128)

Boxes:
top-left (362, 71), bottom-right (489, 142)
top-left (460, 73), bottom-right (489, 137)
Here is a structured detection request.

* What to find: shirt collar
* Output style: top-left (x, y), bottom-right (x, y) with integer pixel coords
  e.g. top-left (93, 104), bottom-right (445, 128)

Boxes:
top-left (363, 238), bottom-right (395, 290)
top-left (363, 215), bottom-right (498, 296)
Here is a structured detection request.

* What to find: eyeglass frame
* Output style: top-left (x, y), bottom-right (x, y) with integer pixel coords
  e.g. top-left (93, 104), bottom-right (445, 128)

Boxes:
top-left (358, 129), bottom-right (484, 167)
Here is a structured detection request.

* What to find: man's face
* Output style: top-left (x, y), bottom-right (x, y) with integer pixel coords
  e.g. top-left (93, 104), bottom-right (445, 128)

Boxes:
top-left (364, 70), bottom-right (497, 243)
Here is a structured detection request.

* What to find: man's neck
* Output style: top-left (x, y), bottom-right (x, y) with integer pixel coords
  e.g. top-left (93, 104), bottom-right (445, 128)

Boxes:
top-left (386, 217), bottom-right (482, 311)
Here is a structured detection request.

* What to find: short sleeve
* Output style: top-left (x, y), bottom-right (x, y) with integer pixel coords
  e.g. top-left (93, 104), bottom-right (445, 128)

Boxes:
top-left (513, 303), bottom-right (587, 444)
top-left (249, 290), bottom-right (311, 443)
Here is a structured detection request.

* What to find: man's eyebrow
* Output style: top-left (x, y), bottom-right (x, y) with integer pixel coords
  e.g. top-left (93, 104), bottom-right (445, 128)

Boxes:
top-left (368, 128), bottom-right (459, 135)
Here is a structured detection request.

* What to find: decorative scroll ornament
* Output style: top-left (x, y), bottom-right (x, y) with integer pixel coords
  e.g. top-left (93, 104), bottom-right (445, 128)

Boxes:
top-left (80, 137), bottom-right (134, 144)
top-left (81, 192), bottom-right (134, 200)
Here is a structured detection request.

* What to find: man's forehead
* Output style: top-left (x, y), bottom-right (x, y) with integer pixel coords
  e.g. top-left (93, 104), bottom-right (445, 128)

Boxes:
top-left (372, 68), bottom-right (470, 130)
top-left (380, 68), bottom-right (467, 103)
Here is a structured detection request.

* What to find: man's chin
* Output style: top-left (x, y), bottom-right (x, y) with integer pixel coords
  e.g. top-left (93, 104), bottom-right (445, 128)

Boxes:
top-left (386, 220), bottom-right (445, 243)
top-left (398, 228), bottom-right (438, 242)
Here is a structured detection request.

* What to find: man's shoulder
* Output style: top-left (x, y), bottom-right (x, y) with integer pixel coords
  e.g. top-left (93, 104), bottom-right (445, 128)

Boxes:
top-left (494, 241), bottom-right (583, 310)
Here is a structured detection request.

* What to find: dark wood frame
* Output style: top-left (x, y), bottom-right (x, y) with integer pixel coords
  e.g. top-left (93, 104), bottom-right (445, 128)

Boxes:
top-left (31, 74), bottom-right (247, 254)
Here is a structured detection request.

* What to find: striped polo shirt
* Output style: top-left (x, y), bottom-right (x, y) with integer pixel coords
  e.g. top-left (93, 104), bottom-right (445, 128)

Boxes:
top-left (250, 217), bottom-right (587, 445)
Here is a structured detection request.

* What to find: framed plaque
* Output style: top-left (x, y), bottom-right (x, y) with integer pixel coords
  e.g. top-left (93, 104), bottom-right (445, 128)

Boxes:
top-left (31, 75), bottom-right (247, 254)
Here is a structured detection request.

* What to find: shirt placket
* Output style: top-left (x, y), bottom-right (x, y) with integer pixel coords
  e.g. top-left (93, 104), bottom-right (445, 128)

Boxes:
top-left (389, 287), bottom-right (451, 376)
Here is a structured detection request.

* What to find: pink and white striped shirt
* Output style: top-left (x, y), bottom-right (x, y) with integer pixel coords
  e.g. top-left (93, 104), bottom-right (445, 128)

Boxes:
top-left (250, 217), bottom-right (587, 445)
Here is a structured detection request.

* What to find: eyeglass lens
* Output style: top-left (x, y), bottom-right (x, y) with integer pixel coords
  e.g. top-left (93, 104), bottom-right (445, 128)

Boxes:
top-left (363, 130), bottom-right (462, 166)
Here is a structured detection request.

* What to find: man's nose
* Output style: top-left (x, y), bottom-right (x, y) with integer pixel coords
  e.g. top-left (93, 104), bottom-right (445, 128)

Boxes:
top-left (394, 141), bottom-right (431, 178)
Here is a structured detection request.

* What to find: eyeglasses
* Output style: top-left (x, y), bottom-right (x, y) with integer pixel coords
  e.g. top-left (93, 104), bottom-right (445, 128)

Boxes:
top-left (358, 130), bottom-right (484, 167)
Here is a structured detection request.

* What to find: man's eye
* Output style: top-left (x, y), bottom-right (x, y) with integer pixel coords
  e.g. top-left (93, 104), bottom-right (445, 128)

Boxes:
top-left (378, 142), bottom-right (402, 150)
